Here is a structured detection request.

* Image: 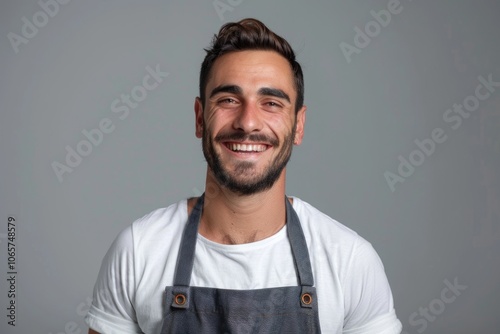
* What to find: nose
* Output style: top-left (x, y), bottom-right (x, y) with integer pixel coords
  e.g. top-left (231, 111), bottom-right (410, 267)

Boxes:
top-left (232, 102), bottom-right (263, 133)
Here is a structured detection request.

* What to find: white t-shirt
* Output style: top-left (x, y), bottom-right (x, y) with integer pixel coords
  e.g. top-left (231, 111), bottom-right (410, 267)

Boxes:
top-left (85, 197), bottom-right (402, 334)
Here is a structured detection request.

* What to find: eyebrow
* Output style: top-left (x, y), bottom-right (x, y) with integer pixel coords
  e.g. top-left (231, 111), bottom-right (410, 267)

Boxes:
top-left (258, 87), bottom-right (290, 103)
top-left (209, 85), bottom-right (291, 104)
top-left (209, 85), bottom-right (242, 98)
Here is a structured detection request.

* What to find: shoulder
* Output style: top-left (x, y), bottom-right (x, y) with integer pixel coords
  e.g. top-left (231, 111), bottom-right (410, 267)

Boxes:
top-left (290, 196), bottom-right (366, 247)
top-left (95, 198), bottom-right (189, 292)
top-left (129, 199), bottom-right (189, 244)
top-left (101, 198), bottom-right (188, 266)
top-left (290, 197), bottom-right (380, 280)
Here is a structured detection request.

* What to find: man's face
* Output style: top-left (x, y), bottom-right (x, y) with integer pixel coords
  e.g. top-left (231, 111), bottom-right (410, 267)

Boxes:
top-left (195, 50), bottom-right (306, 195)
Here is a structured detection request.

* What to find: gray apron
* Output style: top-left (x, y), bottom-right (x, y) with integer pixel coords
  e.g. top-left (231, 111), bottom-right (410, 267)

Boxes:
top-left (160, 194), bottom-right (321, 333)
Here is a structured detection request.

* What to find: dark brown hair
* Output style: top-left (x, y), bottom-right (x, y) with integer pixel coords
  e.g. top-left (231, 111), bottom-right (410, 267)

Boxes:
top-left (199, 18), bottom-right (304, 113)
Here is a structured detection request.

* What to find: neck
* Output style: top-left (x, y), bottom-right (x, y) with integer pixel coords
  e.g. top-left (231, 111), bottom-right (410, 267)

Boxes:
top-left (195, 169), bottom-right (288, 245)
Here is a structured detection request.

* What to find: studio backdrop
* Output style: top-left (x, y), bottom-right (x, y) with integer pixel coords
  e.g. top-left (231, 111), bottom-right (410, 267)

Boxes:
top-left (1, 0), bottom-right (499, 333)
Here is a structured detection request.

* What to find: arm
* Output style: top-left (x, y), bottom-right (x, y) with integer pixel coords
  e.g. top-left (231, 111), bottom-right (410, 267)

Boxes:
top-left (342, 240), bottom-right (402, 333)
top-left (85, 226), bottom-right (142, 333)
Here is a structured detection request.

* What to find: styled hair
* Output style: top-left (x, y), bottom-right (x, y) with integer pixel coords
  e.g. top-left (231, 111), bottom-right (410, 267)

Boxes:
top-left (199, 18), bottom-right (304, 113)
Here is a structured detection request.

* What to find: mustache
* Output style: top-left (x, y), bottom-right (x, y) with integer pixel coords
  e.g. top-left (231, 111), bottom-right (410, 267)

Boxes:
top-left (214, 132), bottom-right (279, 146)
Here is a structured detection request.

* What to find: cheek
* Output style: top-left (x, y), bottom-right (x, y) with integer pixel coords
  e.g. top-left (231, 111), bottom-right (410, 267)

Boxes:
top-left (265, 115), bottom-right (295, 138)
top-left (202, 113), bottom-right (220, 134)
top-left (206, 110), bottom-right (238, 134)
top-left (204, 107), bottom-right (225, 125)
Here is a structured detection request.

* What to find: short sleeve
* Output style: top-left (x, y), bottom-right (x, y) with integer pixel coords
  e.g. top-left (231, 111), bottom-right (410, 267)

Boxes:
top-left (342, 240), bottom-right (402, 334)
top-left (85, 227), bottom-right (143, 334)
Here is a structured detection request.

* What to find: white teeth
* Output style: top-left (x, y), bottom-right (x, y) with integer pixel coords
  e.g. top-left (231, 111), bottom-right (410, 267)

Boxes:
top-left (228, 143), bottom-right (267, 152)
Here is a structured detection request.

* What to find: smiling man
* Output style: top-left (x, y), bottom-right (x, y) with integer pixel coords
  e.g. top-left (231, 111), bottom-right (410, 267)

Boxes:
top-left (85, 18), bottom-right (402, 333)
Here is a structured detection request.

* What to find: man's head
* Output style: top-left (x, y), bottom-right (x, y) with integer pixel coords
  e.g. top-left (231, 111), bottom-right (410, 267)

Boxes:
top-left (199, 18), bottom-right (304, 114)
top-left (195, 19), bottom-right (306, 196)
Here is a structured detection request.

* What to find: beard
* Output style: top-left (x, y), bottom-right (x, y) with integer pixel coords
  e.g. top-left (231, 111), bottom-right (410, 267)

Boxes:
top-left (202, 122), bottom-right (296, 196)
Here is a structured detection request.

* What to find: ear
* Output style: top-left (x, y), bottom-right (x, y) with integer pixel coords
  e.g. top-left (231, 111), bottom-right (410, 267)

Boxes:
top-left (194, 97), bottom-right (204, 138)
top-left (293, 105), bottom-right (306, 145)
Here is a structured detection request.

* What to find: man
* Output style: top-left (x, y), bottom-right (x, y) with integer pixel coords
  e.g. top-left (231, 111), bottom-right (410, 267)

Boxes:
top-left (86, 18), bottom-right (402, 333)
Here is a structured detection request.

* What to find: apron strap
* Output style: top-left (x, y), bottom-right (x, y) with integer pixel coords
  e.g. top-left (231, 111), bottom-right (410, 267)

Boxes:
top-left (285, 197), bottom-right (314, 287)
top-left (172, 193), bottom-right (314, 288)
top-left (173, 194), bottom-right (205, 287)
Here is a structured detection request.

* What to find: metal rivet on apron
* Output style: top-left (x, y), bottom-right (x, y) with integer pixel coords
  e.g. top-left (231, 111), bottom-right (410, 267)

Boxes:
top-left (174, 293), bottom-right (187, 306)
top-left (301, 293), bottom-right (313, 305)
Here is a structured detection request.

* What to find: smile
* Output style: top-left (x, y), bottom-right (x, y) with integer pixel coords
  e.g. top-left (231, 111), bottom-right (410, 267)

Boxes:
top-left (224, 142), bottom-right (269, 152)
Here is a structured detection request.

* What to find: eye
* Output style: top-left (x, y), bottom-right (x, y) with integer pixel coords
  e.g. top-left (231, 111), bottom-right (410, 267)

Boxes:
top-left (218, 98), bottom-right (238, 104)
top-left (263, 101), bottom-right (283, 109)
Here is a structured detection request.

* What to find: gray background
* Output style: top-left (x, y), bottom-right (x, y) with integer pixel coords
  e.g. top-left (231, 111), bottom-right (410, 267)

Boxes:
top-left (1, 0), bottom-right (499, 333)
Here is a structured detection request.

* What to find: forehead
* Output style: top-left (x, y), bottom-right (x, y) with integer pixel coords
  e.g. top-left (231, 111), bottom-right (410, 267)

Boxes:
top-left (207, 50), bottom-right (295, 95)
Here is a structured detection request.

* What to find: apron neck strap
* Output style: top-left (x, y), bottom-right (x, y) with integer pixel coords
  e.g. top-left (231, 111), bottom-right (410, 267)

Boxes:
top-left (173, 193), bottom-right (314, 287)
top-left (173, 194), bottom-right (205, 286)
top-left (285, 196), bottom-right (314, 287)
